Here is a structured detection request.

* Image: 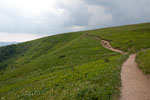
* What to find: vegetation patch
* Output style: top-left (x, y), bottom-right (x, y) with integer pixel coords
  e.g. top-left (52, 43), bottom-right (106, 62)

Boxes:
top-left (87, 23), bottom-right (150, 53)
top-left (136, 49), bottom-right (150, 74)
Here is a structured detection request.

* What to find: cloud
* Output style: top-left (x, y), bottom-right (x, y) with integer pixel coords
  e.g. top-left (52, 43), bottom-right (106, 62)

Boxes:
top-left (87, 5), bottom-right (112, 27)
top-left (0, 0), bottom-right (150, 42)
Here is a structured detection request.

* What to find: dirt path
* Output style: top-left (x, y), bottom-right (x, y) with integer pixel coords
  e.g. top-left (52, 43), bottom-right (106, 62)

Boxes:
top-left (120, 54), bottom-right (150, 100)
top-left (101, 40), bottom-right (124, 54)
top-left (88, 34), bottom-right (124, 54)
top-left (87, 34), bottom-right (150, 100)
top-left (99, 38), bottom-right (150, 100)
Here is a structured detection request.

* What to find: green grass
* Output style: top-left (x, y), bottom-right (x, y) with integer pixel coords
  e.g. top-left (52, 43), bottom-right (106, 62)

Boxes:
top-left (86, 23), bottom-right (150, 75)
top-left (136, 49), bottom-right (150, 74)
top-left (0, 23), bottom-right (150, 100)
top-left (0, 55), bottom-right (128, 100)
top-left (87, 23), bottom-right (150, 53)
top-left (0, 31), bottom-right (124, 100)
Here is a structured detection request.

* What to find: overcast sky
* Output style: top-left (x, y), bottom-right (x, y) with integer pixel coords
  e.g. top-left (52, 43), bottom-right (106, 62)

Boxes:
top-left (0, 0), bottom-right (150, 42)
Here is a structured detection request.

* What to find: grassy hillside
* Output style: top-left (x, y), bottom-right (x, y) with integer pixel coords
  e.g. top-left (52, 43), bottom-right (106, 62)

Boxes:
top-left (0, 23), bottom-right (150, 100)
top-left (87, 22), bottom-right (150, 75)
top-left (87, 23), bottom-right (150, 53)
top-left (136, 49), bottom-right (150, 74)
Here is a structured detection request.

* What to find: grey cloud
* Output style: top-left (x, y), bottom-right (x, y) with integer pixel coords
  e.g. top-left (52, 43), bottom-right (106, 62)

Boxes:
top-left (85, 0), bottom-right (150, 26)
top-left (0, 0), bottom-right (150, 35)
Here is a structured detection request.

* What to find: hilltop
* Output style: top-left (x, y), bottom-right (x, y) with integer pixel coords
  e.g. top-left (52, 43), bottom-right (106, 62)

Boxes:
top-left (0, 42), bottom-right (18, 47)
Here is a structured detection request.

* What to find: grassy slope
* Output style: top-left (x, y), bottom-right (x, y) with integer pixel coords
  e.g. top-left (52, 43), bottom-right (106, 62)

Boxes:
top-left (0, 31), bottom-right (126, 100)
top-left (87, 23), bottom-right (150, 75)
top-left (136, 49), bottom-right (150, 74)
top-left (87, 23), bottom-right (150, 53)
top-left (0, 23), bottom-right (150, 99)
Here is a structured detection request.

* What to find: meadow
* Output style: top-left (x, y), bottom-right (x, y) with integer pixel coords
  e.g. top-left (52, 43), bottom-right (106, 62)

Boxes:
top-left (0, 31), bottom-right (127, 100)
top-left (87, 23), bottom-right (150, 53)
top-left (136, 49), bottom-right (150, 74)
top-left (0, 23), bottom-right (150, 100)
top-left (86, 23), bottom-right (150, 75)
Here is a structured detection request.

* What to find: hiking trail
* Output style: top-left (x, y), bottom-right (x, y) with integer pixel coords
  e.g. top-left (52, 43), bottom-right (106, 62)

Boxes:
top-left (87, 34), bottom-right (150, 100)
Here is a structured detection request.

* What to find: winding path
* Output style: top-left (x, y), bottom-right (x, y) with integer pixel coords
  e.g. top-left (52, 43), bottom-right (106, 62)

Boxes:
top-left (101, 40), bottom-right (124, 54)
top-left (87, 34), bottom-right (150, 100)
top-left (120, 54), bottom-right (150, 100)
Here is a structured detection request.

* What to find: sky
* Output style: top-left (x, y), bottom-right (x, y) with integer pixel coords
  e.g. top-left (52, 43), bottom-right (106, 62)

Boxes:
top-left (0, 0), bottom-right (150, 42)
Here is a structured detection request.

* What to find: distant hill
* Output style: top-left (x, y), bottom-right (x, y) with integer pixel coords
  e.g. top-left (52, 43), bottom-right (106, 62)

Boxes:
top-left (0, 23), bottom-right (150, 100)
top-left (0, 42), bottom-right (18, 47)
